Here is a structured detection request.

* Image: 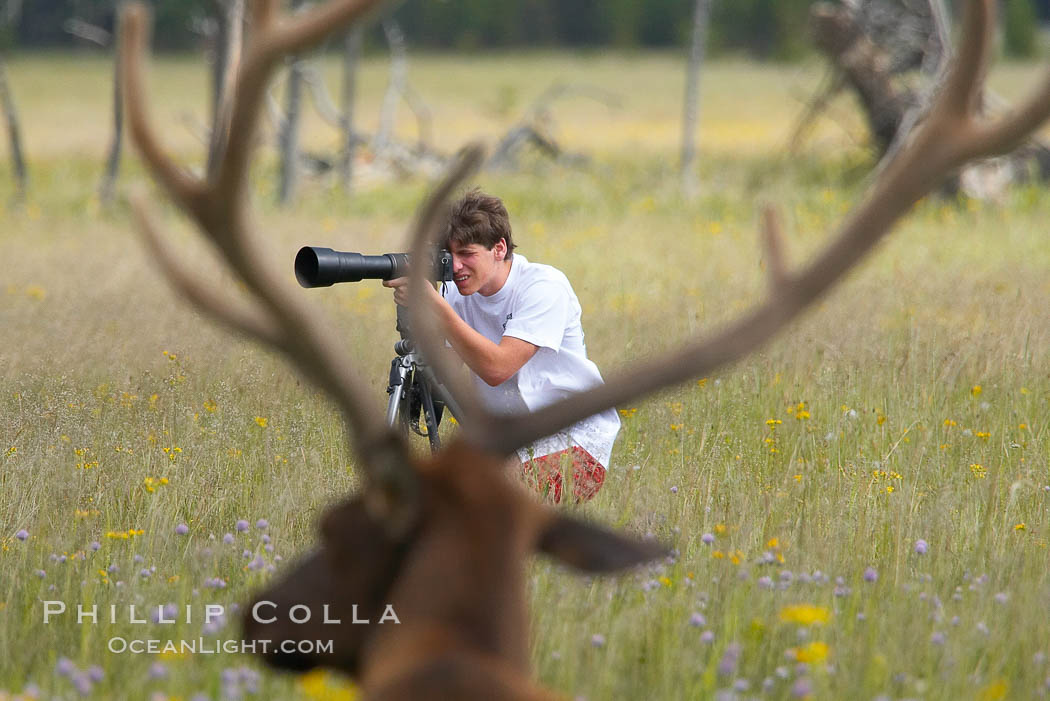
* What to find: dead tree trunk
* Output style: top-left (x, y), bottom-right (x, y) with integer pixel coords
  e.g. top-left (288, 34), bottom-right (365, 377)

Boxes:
top-left (278, 55), bottom-right (304, 205)
top-left (809, 0), bottom-right (1050, 199)
top-left (374, 19), bottom-right (406, 157)
top-left (277, 0), bottom-right (308, 204)
top-left (65, 14), bottom-right (122, 204)
top-left (680, 0), bottom-right (711, 198)
top-left (99, 33), bottom-right (123, 205)
top-left (207, 0), bottom-right (244, 179)
top-left (340, 26), bottom-right (362, 190)
top-left (0, 57), bottom-right (26, 205)
top-left (809, 2), bottom-right (917, 154)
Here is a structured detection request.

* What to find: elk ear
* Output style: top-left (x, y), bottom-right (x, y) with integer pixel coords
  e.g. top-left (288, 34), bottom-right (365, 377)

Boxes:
top-left (536, 515), bottom-right (667, 573)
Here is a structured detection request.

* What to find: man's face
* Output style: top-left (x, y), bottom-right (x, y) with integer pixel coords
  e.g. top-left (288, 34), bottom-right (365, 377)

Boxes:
top-left (449, 239), bottom-right (507, 296)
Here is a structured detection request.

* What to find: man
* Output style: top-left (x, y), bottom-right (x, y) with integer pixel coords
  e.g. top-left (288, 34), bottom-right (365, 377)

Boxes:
top-left (384, 189), bottom-right (620, 502)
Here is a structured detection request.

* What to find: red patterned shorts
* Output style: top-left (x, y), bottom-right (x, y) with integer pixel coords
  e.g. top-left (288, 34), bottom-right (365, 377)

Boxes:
top-left (520, 446), bottom-right (606, 504)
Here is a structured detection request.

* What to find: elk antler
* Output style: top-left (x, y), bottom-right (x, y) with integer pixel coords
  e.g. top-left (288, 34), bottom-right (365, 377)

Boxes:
top-left (408, 0), bottom-right (1050, 457)
top-left (121, 0), bottom-right (464, 531)
top-left (122, 3), bottom-right (668, 698)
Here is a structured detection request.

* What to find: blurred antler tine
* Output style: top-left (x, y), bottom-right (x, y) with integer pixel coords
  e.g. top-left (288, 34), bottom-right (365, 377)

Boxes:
top-left (122, 6), bottom-right (205, 211)
top-left (217, 0), bottom-right (382, 207)
top-left (760, 204), bottom-right (788, 291)
top-left (406, 144), bottom-right (487, 434)
top-left (121, 0), bottom-right (424, 531)
top-left (477, 0), bottom-right (1050, 457)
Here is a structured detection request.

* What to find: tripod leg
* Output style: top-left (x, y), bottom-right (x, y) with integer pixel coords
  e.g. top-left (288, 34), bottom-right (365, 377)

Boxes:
top-left (419, 364), bottom-right (462, 423)
top-left (386, 356), bottom-right (411, 429)
top-left (417, 370), bottom-right (443, 453)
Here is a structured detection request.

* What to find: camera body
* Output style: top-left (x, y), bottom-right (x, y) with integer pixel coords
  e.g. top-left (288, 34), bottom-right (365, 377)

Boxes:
top-left (295, 246), bottom-right (454, 288)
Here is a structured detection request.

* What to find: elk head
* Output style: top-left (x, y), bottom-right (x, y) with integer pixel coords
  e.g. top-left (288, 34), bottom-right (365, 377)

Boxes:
top-left (242, 443), bottom-right (663, 693)
top-left (121, 0), bottom-right (1050, 698)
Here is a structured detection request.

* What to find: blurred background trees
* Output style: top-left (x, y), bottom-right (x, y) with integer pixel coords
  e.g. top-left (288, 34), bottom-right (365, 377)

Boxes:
top-left (13, 0), bottom-right (1045, 58)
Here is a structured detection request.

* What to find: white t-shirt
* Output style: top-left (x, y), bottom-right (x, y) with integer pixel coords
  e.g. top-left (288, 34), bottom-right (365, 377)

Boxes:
top-left (442, 254), bottom-right (621, 467)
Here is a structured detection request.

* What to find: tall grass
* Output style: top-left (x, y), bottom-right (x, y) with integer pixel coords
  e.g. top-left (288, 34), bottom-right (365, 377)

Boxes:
top-left (1, 52), bottom-right (1049, 699)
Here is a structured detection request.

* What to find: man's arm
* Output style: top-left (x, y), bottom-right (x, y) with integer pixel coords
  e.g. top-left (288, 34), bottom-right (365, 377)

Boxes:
top-left (383, 278), bottom-right (538, 387)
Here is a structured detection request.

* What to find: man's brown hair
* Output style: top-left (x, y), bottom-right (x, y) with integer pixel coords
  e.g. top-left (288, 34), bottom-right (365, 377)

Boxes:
top-left (445, 189), bottom-right (516, 258)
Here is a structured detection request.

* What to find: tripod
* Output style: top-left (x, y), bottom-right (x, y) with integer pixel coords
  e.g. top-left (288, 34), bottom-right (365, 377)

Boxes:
top-left (385, 306), bottom-right (462, 452)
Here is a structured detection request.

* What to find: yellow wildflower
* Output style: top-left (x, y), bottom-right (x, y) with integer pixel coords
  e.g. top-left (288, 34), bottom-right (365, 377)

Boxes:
top-left (779, 604), bottom-right (831, 626)
top-left (791, 641), bottom-right (830, 663)
top-left (978, 679), bottom-right (1009, 701)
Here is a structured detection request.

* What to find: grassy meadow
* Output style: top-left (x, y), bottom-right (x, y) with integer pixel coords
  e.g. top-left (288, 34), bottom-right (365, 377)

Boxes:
top-left (2, 48), bottom-right (1050, 700)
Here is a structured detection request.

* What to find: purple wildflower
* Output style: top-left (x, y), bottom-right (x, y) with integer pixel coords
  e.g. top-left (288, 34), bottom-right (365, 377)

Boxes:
top-left (758, 576), bottom-right (774, 590)
top-left (256, 519), bottom-right (269, 530)
top-left (175, 523), bottom-right (189, 536)
top-left (670, 486), bottom-right (678, 494)
top-left (89, 541), bottom-right (101, 551)
top-left (87, 666), bottom-right (104, 683)
top-left (914, 539), bottom-right (929, 555)
top-left (15, 529), bottom-right (28, 541)
top-left (701, 533), bottom-right (715, 545)
top-left (223, 533), bottom-right (235, 544)
top-left (791, 677), bottom-right (813, 698)
top-left (72, 673), bottom-right (92, 696)
top-left (700, 630), bottom-right (715, 644)
top-left (689, 613), bottom-right (707, 627)
top-left (235, 520), bottom-right (250, 532)
top-left (717, 643), bottom-right (742, 677)
top-left (590, 634), bottom-right (606, 648)
top-left (931, 632), bottom-right (946, 645)
top-left (863, 567), bottom-right (878, 583)
top-left (55, 657), bottom-right (76, 677)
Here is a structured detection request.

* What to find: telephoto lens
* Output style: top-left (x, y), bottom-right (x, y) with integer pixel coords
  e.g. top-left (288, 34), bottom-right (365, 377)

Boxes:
top-left (294, 247), bottom-right (410, 287)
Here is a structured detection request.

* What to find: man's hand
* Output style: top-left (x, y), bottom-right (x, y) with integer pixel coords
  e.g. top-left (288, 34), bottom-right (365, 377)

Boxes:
top-left (382, 276), bottom-right (538, 387)
top-left (382, 276), bottom-right (443, 308)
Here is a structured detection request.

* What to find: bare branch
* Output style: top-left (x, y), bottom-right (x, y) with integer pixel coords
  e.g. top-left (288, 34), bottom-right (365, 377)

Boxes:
top-left (63, 18), bottom-right (111, 46)
top-left (217, 0), bottom-right (385, 212)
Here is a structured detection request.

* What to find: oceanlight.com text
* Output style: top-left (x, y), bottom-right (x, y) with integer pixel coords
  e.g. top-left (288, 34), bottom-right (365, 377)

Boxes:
top-left (107, 637), bottom-right (334, 655)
